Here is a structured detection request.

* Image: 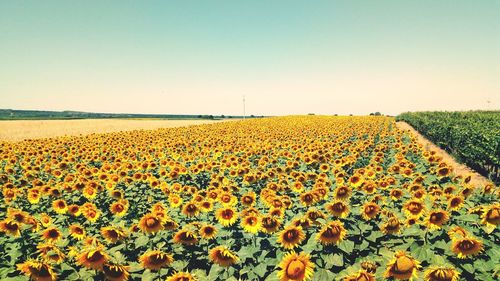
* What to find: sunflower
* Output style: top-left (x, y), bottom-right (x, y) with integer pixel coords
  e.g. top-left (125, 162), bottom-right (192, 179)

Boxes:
top-left (424, 266), bottom-right (460, 281)
top-left (299, 192), bottom-right (317, 206)
top-left (384, 251), bottom-right (420, 280)
top-left (138, 213), bottom-right (163, 234)
top-left (361, 202), bottom-right (380, 220)
top-left (52, 199), bottom-right (67, 214)
top-left (451, 236), bottom-right (483, 259)
top-left (17, 259), bottom-right (57, 281)
top-left (333, 186), bottom-right (352, 201)
top-left (166, 272), bottom-right (198, 281)
top-left (182, 202), bottom-right (200, 217)
top-left (168, 194), bottom-right (183, 208)
top-left (215, 207), bottom-right (238, 227)
top-left (40, 213), bottom-right (52, 227)
top-left (447, 226), bottom-right (468, 240)
top-left (481, 203), bottom-right (499, 227)
top-left (326, 201), bottom-right (350, 218)
top-left (199, 200), bottom-right (213, 212)
top-left (277, 225), bottom-right (306, 249)
top-left (101, 226), bottom-right (127, 243)
top-left (0, 219), bottom-right (21, 236)
top-left (199, 225), bottom-right (217, 239)
top-left (76, 247), bottom-right (109, 270)
top-left (447, 196), bottom-right (464, 210)
top-left (316, 221), bottom-right (346, 245)
top-left (139, 250), bottom-right (174, 271)
top-left (82, 208), bottom-right (101, 223)
top-left (348, 174), bottom-right (364, 188)
top-left (277, 251), bottom-right (314, 281)
top-left (403, 200), bottom-right (425, 218)
top-left (103, 264), bottom-right (130, 281)
top-left (436, 166), bottom-right (452, 178)
top-left (390, 188), bottom-right (404, 200)
top-left (360, 261), bottom-right (378, 273)
top-left (344, 270), bottom-right (375, 281)
top-left (261, 215), bottom-right (281, 234)
top-left (209, 246), bottom-right (239, 267)
top-left (7, 208), bottom-right (28, 223)
top-left (41, 227), bottom-right (62, 243)
top-left (380, 217), bottom-right (401, 235)
top-left (241, 191), bottom-right (256, 206)
top-left (67, 204), bottom-right (81, 216)
top-left (69, 224), bottom-right (86, 240)
top-left (37, 243), bottom-right (65, 264)
top-left (241, 215), bottom-right (262, 234)
top-left (110, 200), bottom-right (129, 217)
top-left (163, 218), bottom-right (179, 231)
top-left (173, 229), bottom-right (198, 245)
top-left (425, 210), bottom-right (449, 230)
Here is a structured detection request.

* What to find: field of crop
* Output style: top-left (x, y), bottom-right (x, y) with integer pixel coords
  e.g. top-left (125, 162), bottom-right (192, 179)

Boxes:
top-left (396, 111), bottom-right (500, 185)
top-left (0, 116), bottom-right (498, 281)
top-left (0, 119), bottom-right (226, 142)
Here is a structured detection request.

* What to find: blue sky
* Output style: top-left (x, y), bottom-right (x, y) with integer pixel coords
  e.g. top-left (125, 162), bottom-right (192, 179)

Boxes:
top-left (1, 1), bottom-right (499, 115)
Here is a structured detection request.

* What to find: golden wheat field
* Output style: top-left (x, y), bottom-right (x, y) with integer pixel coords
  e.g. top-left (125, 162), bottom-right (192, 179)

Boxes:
top-left (0, 116), bottom-right (498, 281)
top-left (0, 119), bottom-right (227, 142)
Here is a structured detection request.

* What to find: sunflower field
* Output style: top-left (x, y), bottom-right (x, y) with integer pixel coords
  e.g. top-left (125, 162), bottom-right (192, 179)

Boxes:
top-left (0, 116), bottom-right (498, 281)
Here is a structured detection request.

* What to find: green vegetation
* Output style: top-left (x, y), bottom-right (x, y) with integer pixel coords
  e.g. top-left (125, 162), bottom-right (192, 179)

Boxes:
top-left (396, 111), bottom-right (500, 184)
top-left (0, 109), bottom-right (256, 120)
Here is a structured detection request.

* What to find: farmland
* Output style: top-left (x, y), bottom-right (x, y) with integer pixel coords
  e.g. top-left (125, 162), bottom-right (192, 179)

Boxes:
top-left (0, 119), bottom-right (229, 142)
top-left (0, 116), bottom-right (498, 281)
top-left (396, 111), bottom-right (500, 184)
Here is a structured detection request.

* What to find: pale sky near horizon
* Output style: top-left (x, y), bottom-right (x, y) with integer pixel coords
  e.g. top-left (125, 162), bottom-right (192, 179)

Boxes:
top-left (1, 1), bottom-right (499, 116)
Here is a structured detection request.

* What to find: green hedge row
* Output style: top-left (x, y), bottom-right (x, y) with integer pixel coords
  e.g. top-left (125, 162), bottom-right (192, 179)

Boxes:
top-left (396, 111), bottom-right (500, 184)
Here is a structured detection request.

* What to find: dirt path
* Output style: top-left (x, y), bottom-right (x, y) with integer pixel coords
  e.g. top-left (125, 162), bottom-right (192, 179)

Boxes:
top-left (0, 119), bottom-right (233, 142)
top-left (396, 121), bottom-right (494, 189)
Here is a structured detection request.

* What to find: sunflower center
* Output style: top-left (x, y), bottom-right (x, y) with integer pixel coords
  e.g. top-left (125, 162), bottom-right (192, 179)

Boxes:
top-left (150, 254), bottom-right (168, 265)
top-left (459, 240), bottom-right (474, 250)
top-left (429, 269), bottom-right (453, 281)
top-left (6, 222), bottom-right (18, 231)
top-left (87, 251), bottom-right (104, 262)
top-left (221, 210), bottom-right (234, 219)
top-left (30, 265), bottom-right (51, 277)
top-left (431, 213), bottom-right (443, 223)
top-left (487, 208), bottom-right (499, 221)
top-left (146, 218), bottom-right (159, 228)
top-left (48, 229), bottom-right (59, 238)
top-left (284, 229), bottom-right (298, 242)
top-left (104, 266), bottom-right (124, 278)
top-left (286, 259), bottom-right (305, 279)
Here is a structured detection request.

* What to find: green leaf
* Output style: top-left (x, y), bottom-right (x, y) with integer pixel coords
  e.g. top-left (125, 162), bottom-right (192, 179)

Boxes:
top-left (254, 263), bottom-right (268, 277)
top-left (134, 235), bottom-right (149, 248)
top-left (339, 240), bottom-right (355, 253)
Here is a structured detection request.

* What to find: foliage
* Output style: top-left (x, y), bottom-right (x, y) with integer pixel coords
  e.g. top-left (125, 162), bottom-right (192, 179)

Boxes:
top-left (397, 111), bottom-right (500, 184)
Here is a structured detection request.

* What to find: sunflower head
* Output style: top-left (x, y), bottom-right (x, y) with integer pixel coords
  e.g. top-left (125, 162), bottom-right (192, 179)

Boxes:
top-left (277, 226), bottom-right (306, 250)
top-left (426, 210), bottom-right (449, 230)
top-left (0, 219), bottom-right (21, 237)
top-left (76, 247), bottom-right (109, 270)
top-left (261, 215), bottom-right (281, 234)
top-left (424, 266), bottom-right (460, 281)
top-left (277, 251), bottom-right (314, 281)
top-left (139, 250), bottom-right (174, 271)
top-left (316, 221), bottom-right (346, 245)
top-left (138, 213), bottom-right (163, 234)
top-left (42, 226), bottom-right (62, 243)
top-left (361, 202), bottom-right (380, 220)
top-left (344, 270), bottom-right (375, 281)
top-left (481, 203), bottom-right (499, 227)
top-left (173, 229), bottom-right (198, 245)
top-left (199, 225), bottom-right (217, 239)
top-left (17, 259), bottom-right (57, 281)
top-left (451, 236), bottom-right (483, 259)
top-left (326, 201), bottom-right (350, 218)
top-left (166, 271), bottom-right (198, 281)
top-left (209, 246), bottom-right (239, 267)
top-left (215, 207), bottom-right (238, 227)
top-left (103, 263), bottom-right (130, 281)
top-left (384, 251), bottom-right (420, 280)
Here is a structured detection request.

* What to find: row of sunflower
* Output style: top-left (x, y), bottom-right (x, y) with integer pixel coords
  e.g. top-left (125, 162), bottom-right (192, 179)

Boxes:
top-left (0, 116), bottom-right (498, 281)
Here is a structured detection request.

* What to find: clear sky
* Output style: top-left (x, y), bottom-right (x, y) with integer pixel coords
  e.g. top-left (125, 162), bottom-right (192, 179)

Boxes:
top-left (1, 1), bottom-right (499, 116)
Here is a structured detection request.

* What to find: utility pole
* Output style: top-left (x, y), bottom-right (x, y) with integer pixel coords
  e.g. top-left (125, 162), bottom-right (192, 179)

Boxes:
top-left (243, 95), bottom-right (246, 119)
